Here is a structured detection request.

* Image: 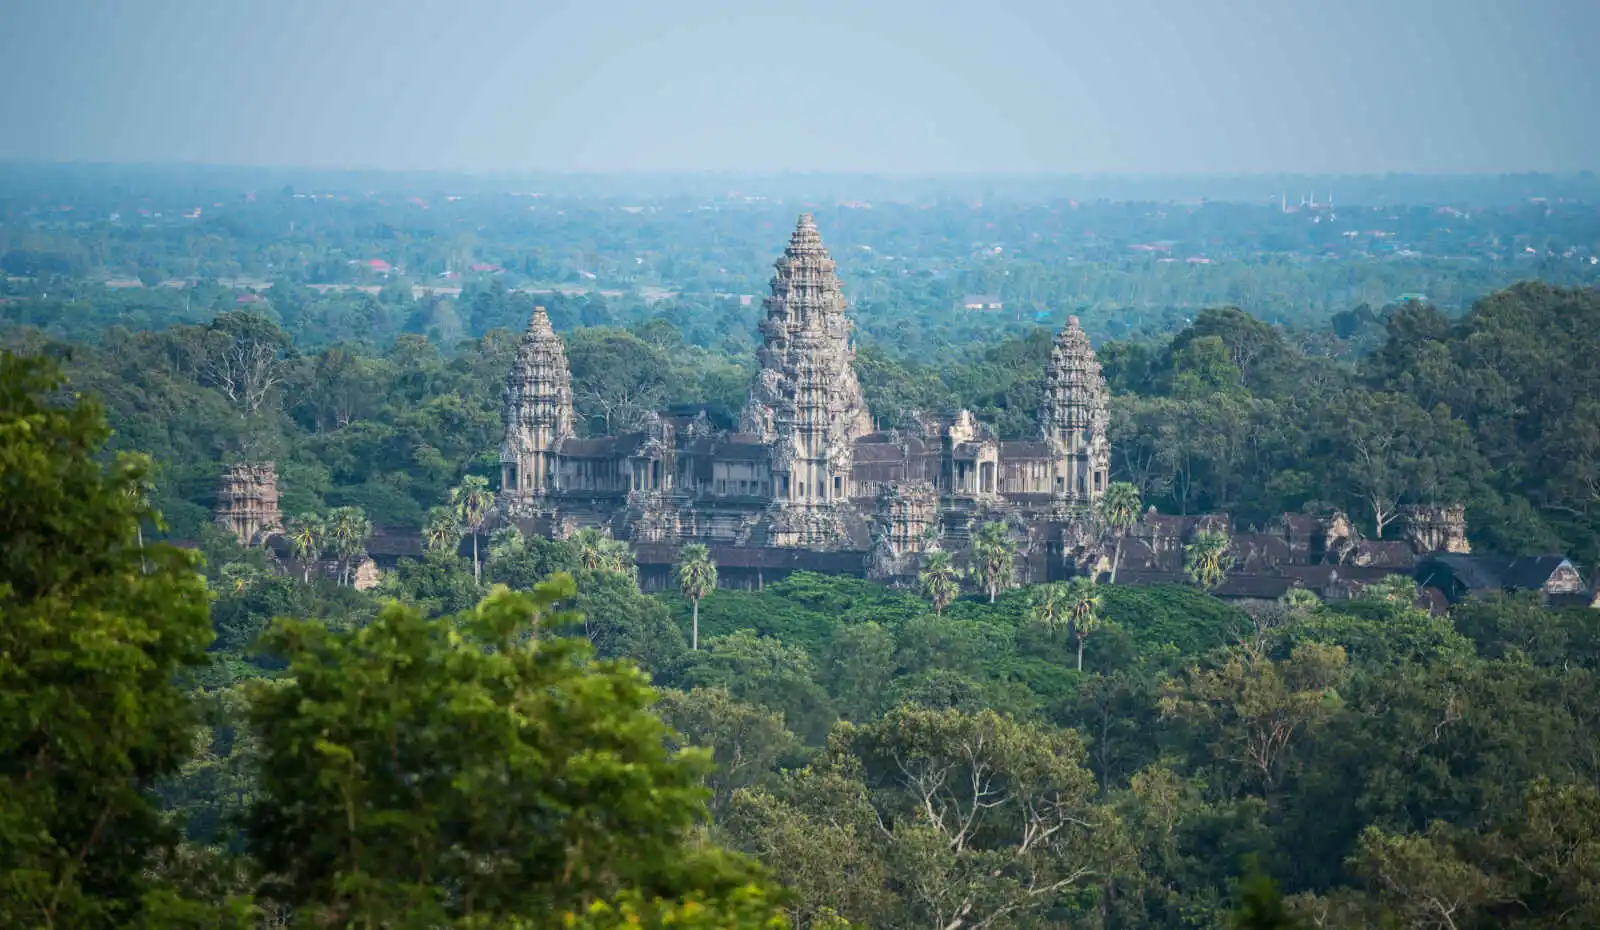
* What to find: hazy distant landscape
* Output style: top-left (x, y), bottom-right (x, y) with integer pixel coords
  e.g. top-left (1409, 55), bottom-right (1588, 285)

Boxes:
top-left (6, 0), bottom-right (1600, 927)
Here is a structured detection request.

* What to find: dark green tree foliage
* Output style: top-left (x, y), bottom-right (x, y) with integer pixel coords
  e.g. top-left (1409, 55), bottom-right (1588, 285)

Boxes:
top-left (728, 706), bottom-right (1122, 930)
top-left (245, 578), bottom-right (783, 926)
top-left (0, 353), bottom-right (250, 928)
top-left (12, 196), bottom-right (1600, 928)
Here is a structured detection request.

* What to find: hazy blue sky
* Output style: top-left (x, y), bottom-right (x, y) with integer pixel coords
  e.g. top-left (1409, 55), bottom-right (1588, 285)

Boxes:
top-left (1, 0), bottom-right (1595, 174)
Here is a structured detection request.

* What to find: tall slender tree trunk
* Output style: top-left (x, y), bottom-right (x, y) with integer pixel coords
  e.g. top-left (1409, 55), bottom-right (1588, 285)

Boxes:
top-left (135, 525), bottom-right (146, 574)
top-left (1077, 634), bottom-right (1086, 671)
top-left (472, 532), bottom-right (481, 584)
top-left (692, 598), bottom-right (700, 651)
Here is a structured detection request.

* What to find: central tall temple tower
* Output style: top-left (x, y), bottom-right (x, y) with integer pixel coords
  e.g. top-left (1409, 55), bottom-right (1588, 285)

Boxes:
top-left (741, 214), bottom-right (872, 544)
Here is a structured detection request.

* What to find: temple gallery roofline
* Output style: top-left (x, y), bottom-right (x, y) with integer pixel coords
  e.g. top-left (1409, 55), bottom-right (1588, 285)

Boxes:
top-left (211, 217), bottom-right (1529, 605)
top-left (495, 212), bottom-right (1111, 567)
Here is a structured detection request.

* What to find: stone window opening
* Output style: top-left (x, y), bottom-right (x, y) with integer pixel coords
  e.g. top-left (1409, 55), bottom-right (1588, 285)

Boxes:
top-left (834, 476), bottom-right (843, 498)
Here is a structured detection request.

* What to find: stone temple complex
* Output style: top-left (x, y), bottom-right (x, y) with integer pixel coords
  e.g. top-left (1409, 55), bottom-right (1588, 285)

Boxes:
top-left (213, 213), bottom-right (1594, 608)
top-left (497, 214), bottom-right (1119, 589)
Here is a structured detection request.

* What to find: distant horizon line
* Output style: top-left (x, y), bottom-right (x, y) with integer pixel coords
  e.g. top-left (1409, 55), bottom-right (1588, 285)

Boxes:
top-left (2, 159), bottom-right (1595, 180)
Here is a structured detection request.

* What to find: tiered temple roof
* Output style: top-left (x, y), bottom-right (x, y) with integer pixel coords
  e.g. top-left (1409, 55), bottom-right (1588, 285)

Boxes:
top-left (740, 213), bottom-right (872, 451)
top-left (499, 306), bottom-right (574, 497)
top-left (1040, 315), bottom-right (1111, 504)
top-left (215, 461), bottom-right (282, 545)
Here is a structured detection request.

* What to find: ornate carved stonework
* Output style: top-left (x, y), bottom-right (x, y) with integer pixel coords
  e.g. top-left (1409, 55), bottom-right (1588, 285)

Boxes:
top-left (1402, 504), bottom-right (1471, 554)
top-left (741, 213), bottom-right (872, 504)
top-left (624, 491), bottom-right (680, 544)
top-left (867, 482), bottom-right (940, 581)
top-left (215, 461), bottom-right (282, 545)
top-left (500, 306), bottom-right (575, 514)
top-left (1041, 316), bottom-right (1111, 506)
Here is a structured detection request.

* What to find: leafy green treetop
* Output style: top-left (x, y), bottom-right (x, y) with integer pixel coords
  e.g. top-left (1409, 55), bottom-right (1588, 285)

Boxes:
top-left (488, 523), bottom-right (526, 561)
top-left (0, 353), bottom-right (252, 928)
top-left (246, 578), bottom-right (785, 927)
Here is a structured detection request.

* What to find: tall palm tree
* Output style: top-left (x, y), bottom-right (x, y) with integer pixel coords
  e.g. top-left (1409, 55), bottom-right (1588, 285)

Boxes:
top-left (1185, 529), bottom-right (1231, 591)
top-left (972, 521), bottom-right (1017, 604)
top-left (1098, 482), bottom-right (1143, 583)
top-left (284, 513), bottom-right (327, 582)
top-left (449, 475), bottom-right (495, 584)
top-left (573, 527), bottom-right (632, 576)
top-left (601, 537), bottom-right (634, 577)
top-left (1031, 582), bottom-right (1071, 636)
top-left (919, 550), bottom-right (962, 617)
top-left (1064, 577), bottom-right (1101, 672)
top-left (325, 506), bottom-right (372, 587)
top-left (574, 527), bottom-right (609, 571)
top-left (676, 543), bottom-right (718, 651)
top-left (423, 507), bottom-right (461, 557)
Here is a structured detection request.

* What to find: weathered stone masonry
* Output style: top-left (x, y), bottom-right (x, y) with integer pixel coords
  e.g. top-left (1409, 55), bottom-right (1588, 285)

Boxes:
top-left (495, 213), bottom-right (1118, 589)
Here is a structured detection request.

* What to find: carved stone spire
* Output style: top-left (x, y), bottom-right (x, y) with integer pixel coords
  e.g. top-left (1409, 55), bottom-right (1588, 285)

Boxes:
top-left (741, 213), bottom-right (871, 510)
top-left (500, 307), bottom-right (574, 503)
top-left (1041, 316), bottom-right (1110, 506)
top-left (215, 461), bottom-right (282, 545)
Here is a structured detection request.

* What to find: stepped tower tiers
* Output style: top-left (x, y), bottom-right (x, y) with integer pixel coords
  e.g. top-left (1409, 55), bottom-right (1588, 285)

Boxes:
top-left (499, 306), bottom-right (575, 512)
top-left (216, 461), bottom-right (282, 545)
top-left (741, 213), bottom-right (873, 518)
top-left (1041, 316), bottom-right (1111, 509)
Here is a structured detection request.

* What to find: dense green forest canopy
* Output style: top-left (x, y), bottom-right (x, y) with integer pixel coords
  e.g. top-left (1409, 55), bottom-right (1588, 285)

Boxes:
top-left (5, 349), bottom-right (1600, 928)
top-left (2, 280), bottom-right (1595, 563)
top-left (4, 170), bottom-right (1600, 927)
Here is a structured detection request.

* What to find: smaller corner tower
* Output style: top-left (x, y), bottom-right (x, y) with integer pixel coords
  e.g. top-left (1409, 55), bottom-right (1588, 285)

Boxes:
top-left (215, 461), bottom-right (282, 545)
top-left (500, 306), bottom-right (574, 512)
top-left (1041, 316), bottom-right (1110, 509)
